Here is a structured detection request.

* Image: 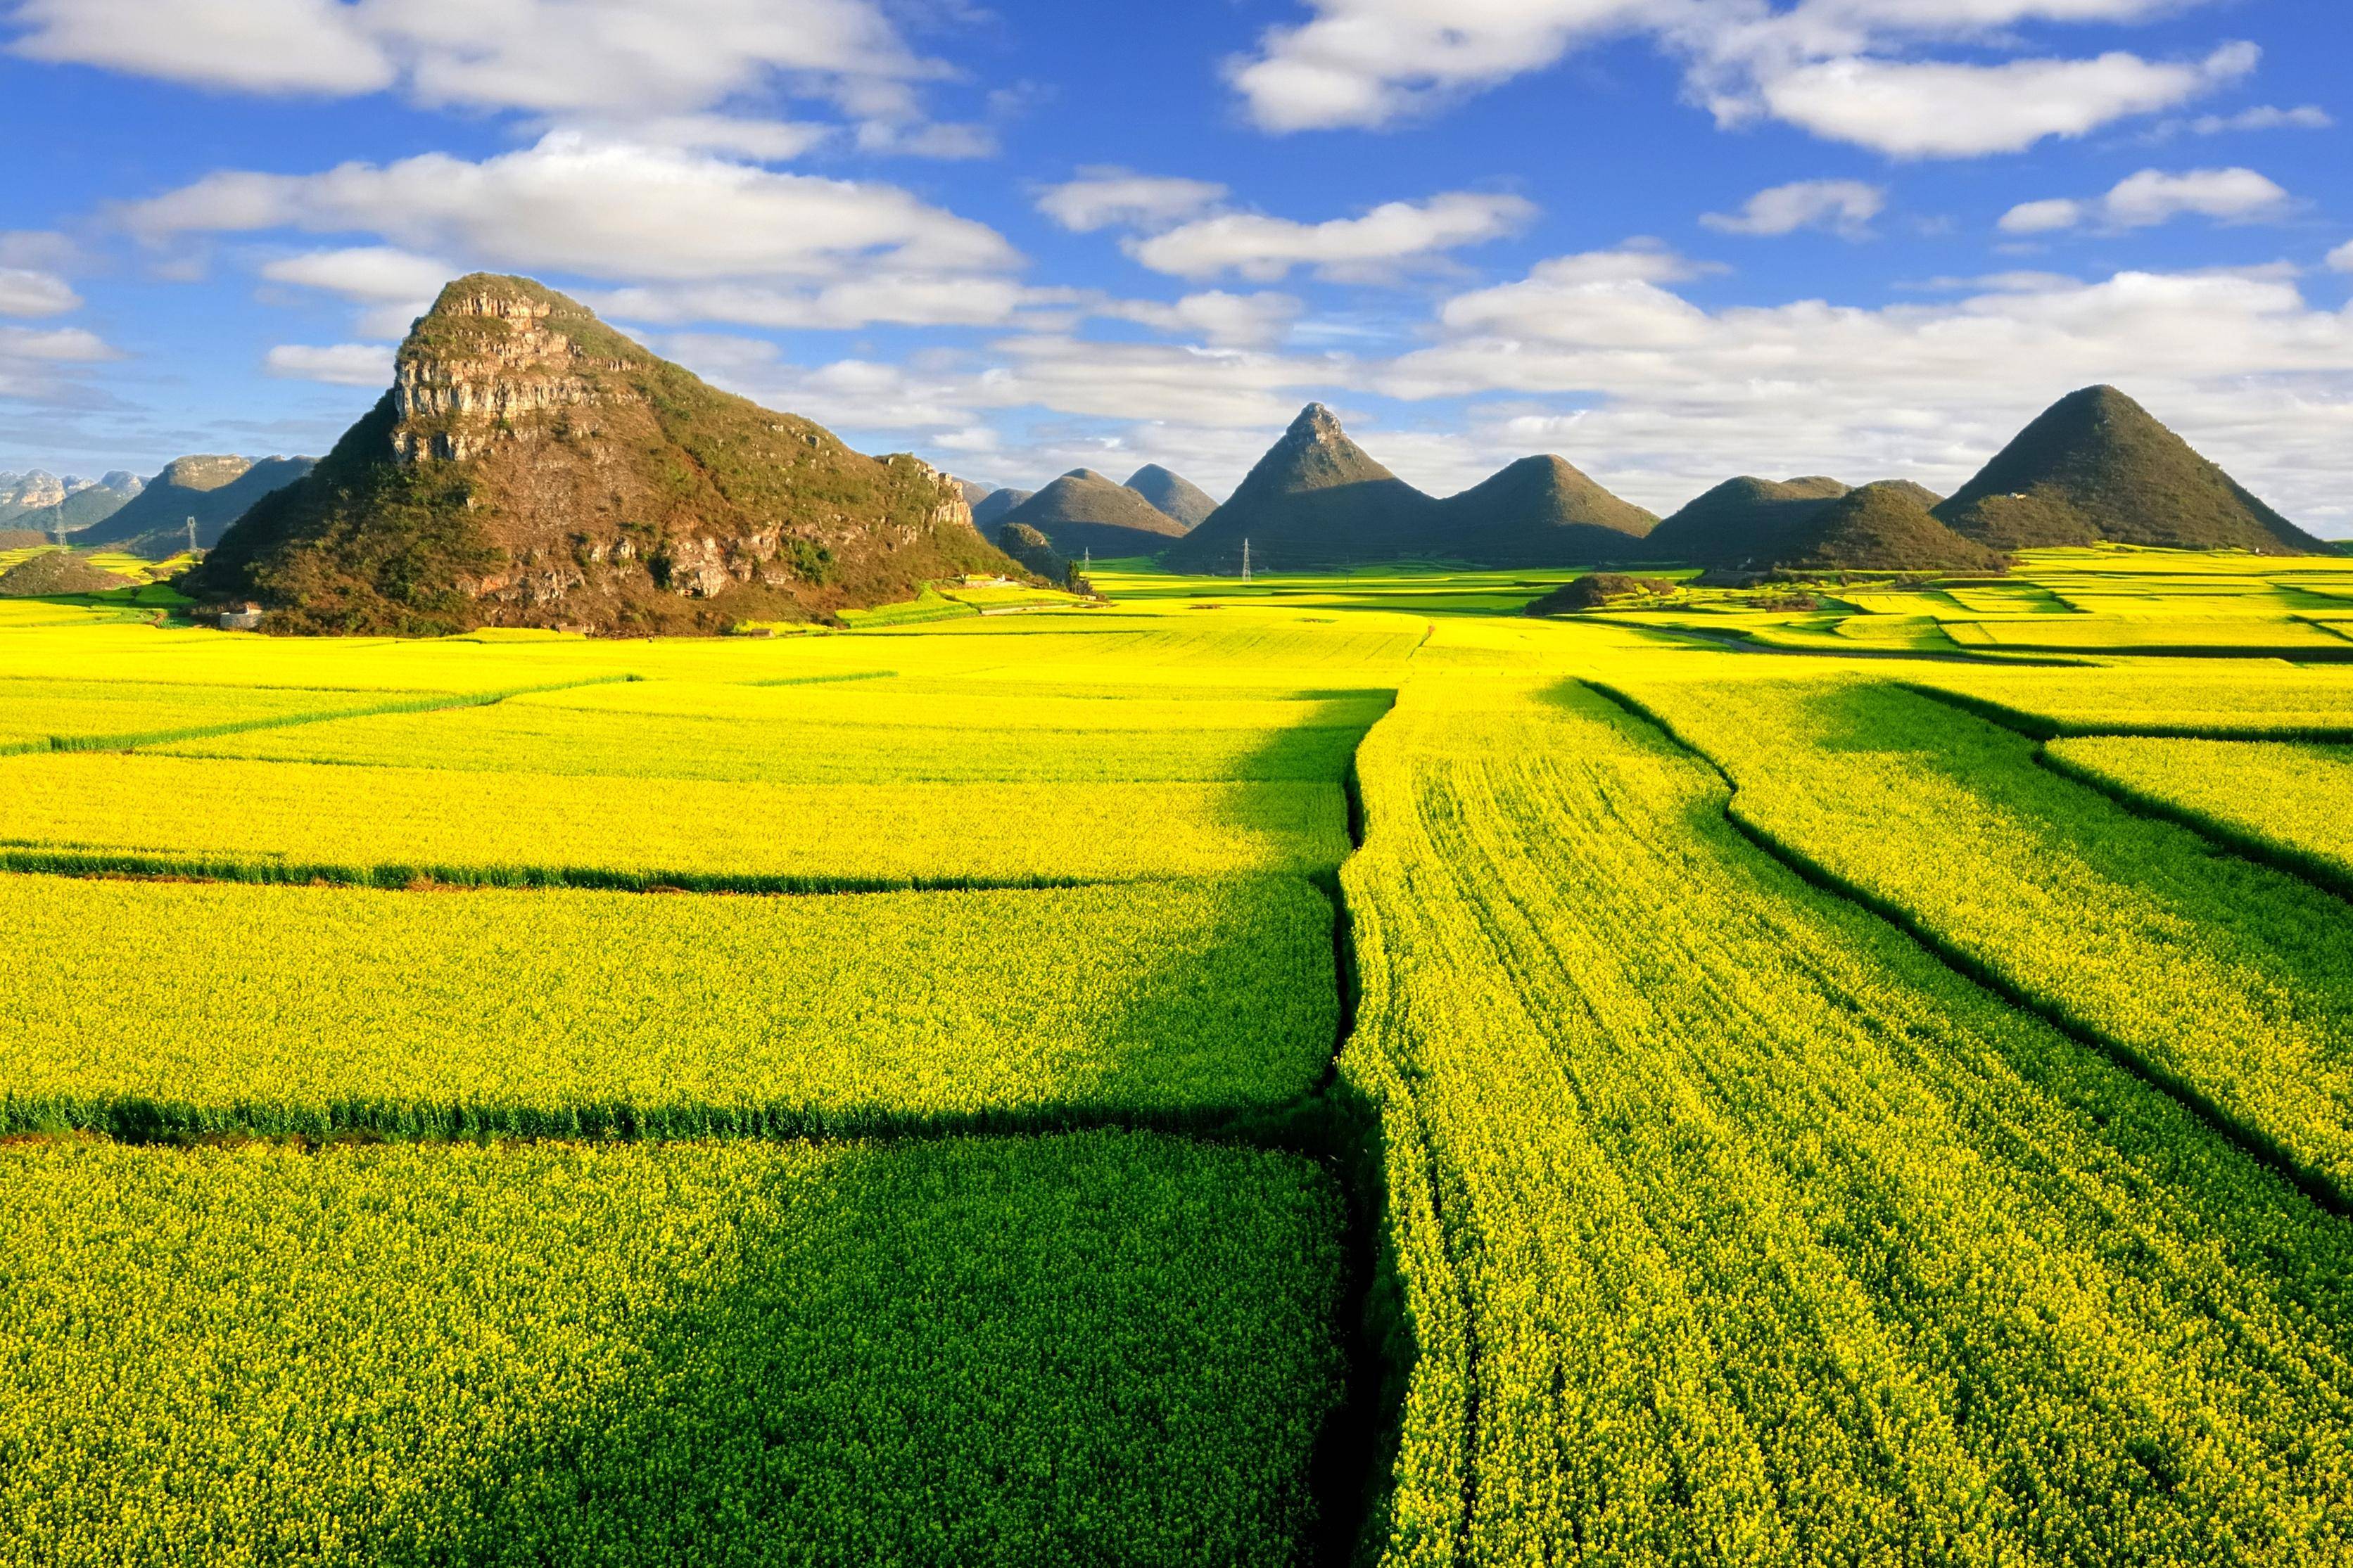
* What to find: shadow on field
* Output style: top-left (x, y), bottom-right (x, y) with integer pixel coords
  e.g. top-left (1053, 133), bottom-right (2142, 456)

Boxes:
top-left (384, 1136), bottom-right (1345, 1568)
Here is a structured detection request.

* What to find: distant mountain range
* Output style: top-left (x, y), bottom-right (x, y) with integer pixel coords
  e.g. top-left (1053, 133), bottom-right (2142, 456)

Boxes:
top-left (1165, 404), bottom-right (1658, 573)
top-left (0, 470), bottom-right (144, 530)
top-left (195, 274), bottom-right (1013, 633)
top-left (1635, 385), bottom-right (2324, 573)
top-left (997, 469), bottom-right (1193, 559)
top-left (73, 457), bottom-right (316, 556)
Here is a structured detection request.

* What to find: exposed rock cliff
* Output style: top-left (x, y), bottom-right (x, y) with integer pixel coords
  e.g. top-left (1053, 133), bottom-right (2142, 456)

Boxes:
top-left (196, 274), bottom-right (1012, 634)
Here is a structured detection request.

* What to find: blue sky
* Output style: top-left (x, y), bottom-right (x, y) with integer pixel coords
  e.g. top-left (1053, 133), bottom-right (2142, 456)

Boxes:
top-left (2, 0), bottom-right (2348, 532)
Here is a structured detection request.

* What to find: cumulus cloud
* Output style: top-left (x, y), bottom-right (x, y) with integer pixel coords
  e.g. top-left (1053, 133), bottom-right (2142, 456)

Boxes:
top-left (1746, 44), bottom-right (2257, 158)
top-left (1125, 192), bottom-right (1535, 283)
top-left (1998, 166), bottom-right (2292, 233)
top-left (2329, 241), bottom-right (2353, 274)
top-left (264, 342), bottom-right (395, 387)
top-left (1036, 170), bottom-right (1228, 233)
top-left (0, 322), bottom-right (119, 403)
top-left (1700, 179), bottom-right (1884, 237)
top-left (0, 267), bottom-right (80, 317)
top-left (2181, 103), bottom-right (2333, 136)
top-left (4, 0), bottom-right (989, 155)
top-left (1369, 246), bottom-right (2353, 525)
top-left (122, 134), bottom-right (1019, 286)
top-left (1226, 0), bottom-right (2256, 157)
top-left (1100, 291), bottom-right (1305, 348)
top-left (584, 276), bottom-right (1040, 331)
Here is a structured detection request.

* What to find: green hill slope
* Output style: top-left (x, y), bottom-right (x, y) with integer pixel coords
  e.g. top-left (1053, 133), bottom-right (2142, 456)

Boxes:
top-left (1643, 476), bottom-right (1851, 566)
top-left (1123, 464), bottom-right (1218, 528)
top-left (1778, 482), bottom-right (2008, 572)
top-left (1000, 470), bottom-right (1188, 559)
top-left (1164, 404), bottom-right (1439, 572)
top-left (1934, 385), bottom-right (2328, 554)
top-left (1439, 454), bottom-right (1657, 566)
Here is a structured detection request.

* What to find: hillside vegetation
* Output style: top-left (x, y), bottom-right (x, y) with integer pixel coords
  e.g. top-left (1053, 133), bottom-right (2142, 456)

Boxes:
top-left (1936, 385), bottom-right (2328, 554)
top-left (194, 274), bottom-right (1010, 635)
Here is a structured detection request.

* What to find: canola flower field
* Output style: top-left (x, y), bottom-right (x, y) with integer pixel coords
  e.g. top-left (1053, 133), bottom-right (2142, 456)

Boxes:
top-left (6, 548), bottom-right (2353, 1567)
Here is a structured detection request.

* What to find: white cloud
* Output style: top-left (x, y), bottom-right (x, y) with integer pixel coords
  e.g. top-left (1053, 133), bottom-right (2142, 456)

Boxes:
top-left (0, 322), bottom-right (118, 403)
top-left (2184, 103), bottom-right (2332, 135)
top-left (1126, 192), bottom-right (1535, 283)
top-left (1225, 1), bottom-right (2253, 156)
top-left (1225, 0), bottom-right (1654, 133)
top-left (122, 134), bottom-right (1019, 286)
top-left (585, 276), bottom-right (1039, 331)
top-left (264, 342), bottom-right (395, 387)
top-left (1997, 198), bottom-right (2086, 234)
top-left (0, 324), bottom-right (113, 362)
top-left (1101, 291), bottom-right (1305, 348)
top-left (8, 0), bottom-right (395, 94)
top-left (1748, 44), bottom-right (2257, 158)
top-left (4, 0), bottom-right (987, 155)
top-left (0, 267), bottom-right (79, 317)
top-left (1036, 170), bottom-right (1228, 234)
top-left (1700, 179), bottom-right (1884, 237)
top-left (1367, 247), bottom-right (2353, 526)
top-left (2328, 241), bottom-right (2353, 274)
top-left (2000, 166), bottom-right (2291, 232)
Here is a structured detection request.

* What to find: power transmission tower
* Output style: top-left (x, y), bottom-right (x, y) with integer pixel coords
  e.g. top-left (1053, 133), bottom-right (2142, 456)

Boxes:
top-left (1241, 538), bottom-right (1250, 583)
top-left (185, 516), bottom-right (198, 555)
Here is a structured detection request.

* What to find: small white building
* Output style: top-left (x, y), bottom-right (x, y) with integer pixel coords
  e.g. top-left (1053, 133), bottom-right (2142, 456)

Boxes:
top-left (218, 602), bottom-right (263, 631)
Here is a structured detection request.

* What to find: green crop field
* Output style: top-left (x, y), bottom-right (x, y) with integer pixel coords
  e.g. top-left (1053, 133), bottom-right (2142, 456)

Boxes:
top-left (10, 549), bottom-right (2353, 1565)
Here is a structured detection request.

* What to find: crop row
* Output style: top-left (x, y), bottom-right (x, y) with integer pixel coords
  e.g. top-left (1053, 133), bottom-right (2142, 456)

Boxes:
top-left (0, 1133), bottom-right (1344, 1567)
top-left (151, 680), bottom-right (1391, 785)
top-left (1616, 672), bottom-right (2353, 1209)
top-left (1340, 673), bottom-right (2353, 1565)
top-left (0, 751), bottom-right (1350, 886)
top-left (0, 873), bottom-right (1335, 1137)
top-left (1905, 661), bottom-right (2353, 740)
top-left (2042, 734), bottom-right (2353, 897)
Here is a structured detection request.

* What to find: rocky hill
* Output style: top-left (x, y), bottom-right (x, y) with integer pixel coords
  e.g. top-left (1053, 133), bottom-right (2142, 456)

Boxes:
top-left (194, 274), bottom-right (1010, 634)
top-left (1934, 385), bottom-right (2328, 554)
top-left (1777, 482), bottom-right (2008, 573)
top-left (1123, 464), bottom-right (1217, 528)
top-left (82, 457), bottom-right (312, 556)
top-left (999, 469), bottom-right (1188, 559)
top-left (1642, 476), bottom-right (1852, 566)
top-left (972, 487), bottom-right (1032, 527)
top-left (0, 550), bottom-right (136, 597)
top-left (994, 522), bottom-right (1068, 580)
top-left (1439, 454), bottom-right (1657, 567)
top-left (11, 471), bottom-right (146, 537)
top-left (1165, 404), bottom-right (1439, 571)
top-left (0, 471), bottom-right (70, 525)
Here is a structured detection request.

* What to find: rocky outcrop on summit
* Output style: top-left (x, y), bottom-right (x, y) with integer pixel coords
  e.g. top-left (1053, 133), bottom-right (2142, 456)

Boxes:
top-left (999, 469), bottom-right (1188, 560)
top-left (1165, 404), bottom-right (1440, 571)
top-left (80, 457), bottom-right (312, 555)
top-left (0, 471), bottom-right (72, 525)
top-left (1438, 454), bottom-right (1657, 567)
top-left (196, 274), bottom-right (1012, 634)
top-left (1934, 385), bottom-right (2329, 555)
top-left (1123, 464), bottom-right (1217, 529)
